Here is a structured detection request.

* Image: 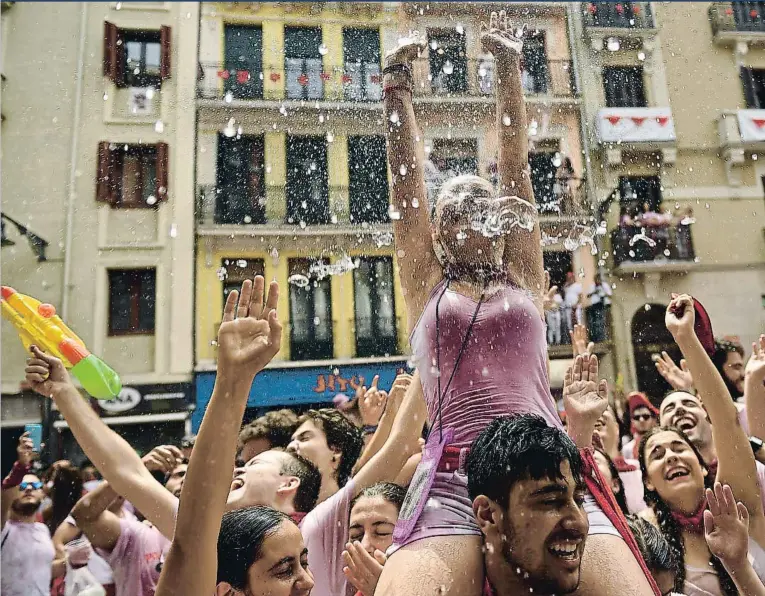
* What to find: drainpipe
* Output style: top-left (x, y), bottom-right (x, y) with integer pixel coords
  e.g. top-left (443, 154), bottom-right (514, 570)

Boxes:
top-left (61, 2), bottom-right (87, 320)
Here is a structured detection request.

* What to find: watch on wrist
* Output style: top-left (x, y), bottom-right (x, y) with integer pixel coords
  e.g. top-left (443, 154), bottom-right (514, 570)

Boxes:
top-left (750, 436), bottom-right (763, 454)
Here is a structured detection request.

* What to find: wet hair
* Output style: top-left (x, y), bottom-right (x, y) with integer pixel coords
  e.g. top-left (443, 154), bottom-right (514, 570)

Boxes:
top-left (43, 462), bottom-right (84, 535)
top-left (239, 409), bottom-right (300, 451)
top-left (298, 409), bottom-right (364, 488)
top-left (637, 426), bottom-right (735, 596)
top-left (217, 506), bottom-right (290, 589)
top-left (626, 515), bottom-right (679, 578)
top-left (467, 414), bottom-right (584, 508)
top-left (279, 451), bottom-right (321, 514)
top-left (594, 448), bottom-right (629, 515)
top-left (350, 482), bottom-right (407, 512)
top-left (712, 339), bottom-right (745, 399)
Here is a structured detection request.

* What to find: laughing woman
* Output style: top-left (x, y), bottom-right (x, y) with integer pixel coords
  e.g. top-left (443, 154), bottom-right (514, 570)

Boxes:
top-left (377, 10), bottom-right (654, 596)
top-left (638, 294), bottom-right (765, 596)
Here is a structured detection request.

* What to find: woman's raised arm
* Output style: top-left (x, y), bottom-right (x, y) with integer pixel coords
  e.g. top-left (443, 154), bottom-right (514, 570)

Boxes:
top-left (383, 36), bottom-right (442, 331)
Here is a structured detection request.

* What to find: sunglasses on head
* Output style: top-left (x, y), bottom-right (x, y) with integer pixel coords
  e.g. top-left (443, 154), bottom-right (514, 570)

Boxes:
top-left (19, 481), bottom-right (43, 491)
top-left (632, 413), bottom-right (653, 422)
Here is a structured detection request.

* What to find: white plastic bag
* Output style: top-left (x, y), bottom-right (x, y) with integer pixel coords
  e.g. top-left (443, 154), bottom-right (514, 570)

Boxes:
top-left (65, 538), bottom-right (106, 596)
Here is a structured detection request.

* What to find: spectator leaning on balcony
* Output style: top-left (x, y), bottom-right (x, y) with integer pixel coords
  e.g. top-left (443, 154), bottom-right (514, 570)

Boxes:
top-left (554, 156), bottom-right (575, 214)
top-left (585, 273), bottom-right (612, 344)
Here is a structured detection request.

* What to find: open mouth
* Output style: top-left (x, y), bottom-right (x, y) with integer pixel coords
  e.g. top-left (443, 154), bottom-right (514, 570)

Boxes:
top-left (665, 467), bottom-right (690, 481)
top-left (674, 416), bottom-right (696, 432)
top-left (230, 476), bottom-right (245, 491)
top-left (547, 538), bottom-right (583, 566)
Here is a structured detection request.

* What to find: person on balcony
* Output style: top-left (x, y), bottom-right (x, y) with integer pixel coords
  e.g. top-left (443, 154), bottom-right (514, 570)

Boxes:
top-left (554, 156), bottom-right (576, 214)
top-left (586, 273), bottom-right (612, 343)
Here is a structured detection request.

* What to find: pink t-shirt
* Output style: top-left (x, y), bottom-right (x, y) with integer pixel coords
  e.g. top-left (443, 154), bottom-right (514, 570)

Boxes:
top-left (1, 520), bottom-right (55, 596)
top-left (97, 518), bottom-right (171, 596)
top-left (300, 479), bottom-right (356, 596)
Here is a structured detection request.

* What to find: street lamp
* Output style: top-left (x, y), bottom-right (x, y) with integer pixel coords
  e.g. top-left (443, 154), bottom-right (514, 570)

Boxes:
top-left (0, 212), bottom-right (49, 261)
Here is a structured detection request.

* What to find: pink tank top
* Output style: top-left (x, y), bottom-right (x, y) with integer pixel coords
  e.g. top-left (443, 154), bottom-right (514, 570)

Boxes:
top-left (412, 279), bottom-right (562, 449)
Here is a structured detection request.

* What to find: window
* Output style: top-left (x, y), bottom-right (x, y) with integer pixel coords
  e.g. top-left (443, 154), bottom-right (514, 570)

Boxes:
top-left (216, 134), bottom-right (266, 224)
top-left (223, 25), bottom-right (263, 99)
top-left (348, 136), bottom-right (389, 224)
top-left (286, 136), bottom-right (329, 225)
top-left (603, 66), bottom-right (646, 108)
top-left (354, 257), bottom-right (397, 357)
top-left (529, 151), bottom-right (558, 213)
top-left (542, 251), bottom-right (572, 292)
top-left (343, 28), bottom-right (382, 102)
top-left (103, 22), bottom-right (170, 88)
top-left (733, 2), bottom-right (765, 31)
top-left (284, 27), bottom-right (323, 100)
top-left (428, 30), bottom-right (467, 94)
top-left (96, 142), bottom-right (168, 207)
top-left (431, 139), bottom-right (478, 177)
top-left (221, 258), bottom-right (265, 305)
top-left (619, 176), bottom-right (661, 211)
top-left (289, 259), bottom-right (333, 361)
top-left (521, 33), bottom-right (549, 95)
top-left (586, 2), bottom-right (652, 28)
top-left (741, 68), bottom-right (765, 109)
top-left (108, 269), bottom-right (156, 335)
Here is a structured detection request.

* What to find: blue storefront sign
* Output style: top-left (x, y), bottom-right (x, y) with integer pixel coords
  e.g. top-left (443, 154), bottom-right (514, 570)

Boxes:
top-left (193, 359), bottom-right (410, 432)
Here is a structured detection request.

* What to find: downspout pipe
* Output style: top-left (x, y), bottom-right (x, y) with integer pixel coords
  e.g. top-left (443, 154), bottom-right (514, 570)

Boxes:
top-left (61, 2), bottom-right (87, 320)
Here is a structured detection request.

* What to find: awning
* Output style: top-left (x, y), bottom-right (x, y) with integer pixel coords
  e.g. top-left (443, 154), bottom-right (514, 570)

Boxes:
top-left (53, 411), bottom-right (188, 429)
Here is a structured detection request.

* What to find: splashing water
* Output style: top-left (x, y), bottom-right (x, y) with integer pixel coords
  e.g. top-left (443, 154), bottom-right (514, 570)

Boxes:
top-left (217, 267), bottom-right (228, 281)
top-left (467, 199), bottom-right (536, 238)
top-left (371, 231), bottom-right (394, 248)
top-left (629, 230), bottom-right (657, 247)
top-left (288, 274), bottom-right (310, 288)
top-left (309, 255), bottom-right (359, 280)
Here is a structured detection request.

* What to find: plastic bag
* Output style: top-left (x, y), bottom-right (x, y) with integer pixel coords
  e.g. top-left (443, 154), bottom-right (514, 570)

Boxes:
top-left (65, 538), bottom-right (106, 596)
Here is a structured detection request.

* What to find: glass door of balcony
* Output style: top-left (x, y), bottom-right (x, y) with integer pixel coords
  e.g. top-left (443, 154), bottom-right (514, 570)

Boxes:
top-left (223, 26), bottom-right (263, 99)
top-left (286, 136), bottom-right (329, 225)
top-left (285, 27), bottom-right (324, 100)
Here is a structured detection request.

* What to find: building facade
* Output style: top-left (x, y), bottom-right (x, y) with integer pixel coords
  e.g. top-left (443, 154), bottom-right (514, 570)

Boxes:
top-left (571, 1), bottom-right (765, 402)
top-left (1, 1), bottom-right (199, 467)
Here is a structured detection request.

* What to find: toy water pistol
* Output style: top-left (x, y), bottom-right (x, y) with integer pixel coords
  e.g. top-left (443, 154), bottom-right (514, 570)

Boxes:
top-left (1, 286), bottom-right (121, 399)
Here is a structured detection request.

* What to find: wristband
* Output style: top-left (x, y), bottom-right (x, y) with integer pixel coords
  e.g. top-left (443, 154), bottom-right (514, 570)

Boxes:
top-left (362, 425), bottom-right (379, 435)
top-left (383, 83), bottom-right (413, 99)
top-left (2, 461), bottom-right (30, 490)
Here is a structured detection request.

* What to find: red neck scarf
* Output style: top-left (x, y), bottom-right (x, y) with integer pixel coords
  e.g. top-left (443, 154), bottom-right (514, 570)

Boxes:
top-left (671, 498), bottom-right (708, 534)
top-left (613, 455), bottom-right (638, 473)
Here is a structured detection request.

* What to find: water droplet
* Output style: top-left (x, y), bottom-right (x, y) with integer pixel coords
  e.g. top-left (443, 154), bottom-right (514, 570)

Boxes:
top-left (326, 131), bottom-right (334, 142)
top-left (146, 195), bottom-right (157, 206)
top-left (389, 111), bottom-right (400, 124)
top-left (236, 259), bottom-right (248, 268)
top-left (115, 1), bottom-right (121, 8)
top-left (411, 197), bottom-right (420, 208)
top-left (318, 44), bottom-right (329, 56)
top-left (388, 205), bottom-right (402, 220)
top-left (154, 120), bottom-right (164, 133)
top-left (288, 274), bottom-right (310, 288)
top-left (243, 215), bottom-right (252, 224)
top-left (313, 316), bottom-right (321, 326)
top-left (279, 105), bottom-right (287, 116)
top-left (224, 91), bottom-right (233, 103)
top-left (455, 24), bottom-right (464, 35)
top-left (217, 267), bottom-right (228, 281)
top-left (169, 223), bottom-right (178, 238)
top-left (399, 164), bottom-right (408, 176)
top-left (442, 61), bottom-right (454, 75)
top-left (502, 114), bottom-right (511, 126)
top-left (103, 92), bottom-right (108, 101)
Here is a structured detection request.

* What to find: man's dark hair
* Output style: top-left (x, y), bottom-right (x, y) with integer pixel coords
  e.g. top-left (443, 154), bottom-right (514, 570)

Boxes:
top-left (298, 409), bottom-right (364, 488)
top-left (351, 482), bottom-right (407, 513)
top-left (280, 451), bottom-right (321, 514)
top-left (712, 339), bottom-right (744, 399)
top-left (626, 514), bottom-right (679, 577)
top-left (217, 506), bottom-right (289, 589)
top-left (239, 409), bottom-right (299, 452)
top-left (467, 414), bottom-right (583, 508)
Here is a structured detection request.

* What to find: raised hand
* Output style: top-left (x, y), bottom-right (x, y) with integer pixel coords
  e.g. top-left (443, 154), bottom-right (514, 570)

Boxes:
top-left (25, 345), bottom-right (76, 399)
top-left (704, 482), bottom-right (750, 566)
top-left (745, 334), bottom-right (765, 385)
top-left (572, 324), bottom-right (594, 357)
top-left (384, 31), bottom-right (425, 68)
top-left (342, 541), bottom-right (387, 596)
top-left (217, 276), bottom-right (282, 380)
top-left (480, 10), bottom-right (523, 60)
top-left (358, 375), bottom-right (388, 427)
top-left (665, 293), bottom-right (695, 340)
top-left (142, 445), bottom-right (184, 474)
top-left (563, 354), bottom-right (609, 426)
top-left (655, 351), bottom-right (693, 392)
top-left (541, 270), bottom-right (559, 313)
top-left (16, 432), bottom-right (37, 467)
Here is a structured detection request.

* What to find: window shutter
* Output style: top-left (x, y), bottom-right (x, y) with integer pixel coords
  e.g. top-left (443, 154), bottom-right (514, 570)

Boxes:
top-left (160, 26), bottom-right (172, 80)
top-left (156, 142), bottom-right (169, 201)
top-left (741, 67), bottom-right (757, 108)
top-left (97, 142), bottom-right (114, 203)
top-left (103, 21), bottom-right (119, 81)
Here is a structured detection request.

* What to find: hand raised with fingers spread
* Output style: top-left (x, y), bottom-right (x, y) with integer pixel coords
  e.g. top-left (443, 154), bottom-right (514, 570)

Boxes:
top-left (342, 541), bottom-right (386, 596)
top-left (745, 334), bottom-right (765, 385)
top-left (480, 10), bottom-right (523, 60)
top-left (572, 324), bottom-right (594, 357)
top-left (704, 482), bottom-right (750, 566)
top-left (563, 354), bottom-right (609, 427)
top-left (217, 276), bottom-right (282, 379)
top-left (655, 351), bottom-right (693, 392)
top-left (25, 345), bottom-right (76, 399)
top-left (665, 293), bottom-right (695, 340)
top-left (358, 375), bottom-right (388, 427)
top-left (541, 270), bottom-right (559, 313)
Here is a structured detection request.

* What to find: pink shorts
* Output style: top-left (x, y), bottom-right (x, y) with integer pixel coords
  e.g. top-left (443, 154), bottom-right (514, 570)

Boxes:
top-left (388, 470), bottom-right (619, 555)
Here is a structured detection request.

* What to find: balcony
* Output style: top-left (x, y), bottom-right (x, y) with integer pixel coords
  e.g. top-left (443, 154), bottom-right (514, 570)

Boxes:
top-left (197, 58), bottom-right (577, 108)
top-left (596, 107), bottom-right (677, 165)
top-left (611, 221), bottom-right (698, 274)
top-left (717, 109), bottom-right (765, 184)
top-left (582, 2), bottom-right (656, 50)
top-left (710, 2), bottom-right (765, 47)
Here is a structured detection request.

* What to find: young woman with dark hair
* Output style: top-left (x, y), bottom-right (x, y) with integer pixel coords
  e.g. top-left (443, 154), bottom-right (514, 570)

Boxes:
top-left (637, 294), bottom-right (765, 596)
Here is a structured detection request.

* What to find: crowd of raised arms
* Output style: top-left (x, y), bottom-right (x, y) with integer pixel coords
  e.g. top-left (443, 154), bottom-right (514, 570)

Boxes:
top-left (4, 12), bottom-right (765, 596)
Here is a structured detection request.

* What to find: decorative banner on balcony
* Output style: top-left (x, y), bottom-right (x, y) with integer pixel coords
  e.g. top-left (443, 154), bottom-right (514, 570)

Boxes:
top-left (596, 107), bottom-right (676, 144)
top-left (736, 109), bottom-right (765, 142)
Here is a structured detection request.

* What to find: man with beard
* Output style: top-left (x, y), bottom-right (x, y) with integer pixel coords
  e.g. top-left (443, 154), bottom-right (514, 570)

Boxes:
top-left (467, 414), bottom-right (589, 595)
top-left (659, 390), bottom-right (765, 512)
top-left (712, 339), bottom-right (746, 401)
top-left (1, 434), bottom-right (55, 596)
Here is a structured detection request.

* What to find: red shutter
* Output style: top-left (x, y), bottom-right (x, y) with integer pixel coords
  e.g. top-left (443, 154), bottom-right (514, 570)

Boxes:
top-left (97, 142), bottom-right (114, 203)
top-left (156, 143), bottom-right (169, 200)
top-left (103, 21), bottom-right (118, 80)
top-left (160, 26), bottom-right (172, 80)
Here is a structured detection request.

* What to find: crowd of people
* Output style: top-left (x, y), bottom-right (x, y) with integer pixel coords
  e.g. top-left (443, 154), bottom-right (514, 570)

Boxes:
top-left (3, 13), bottom-right (765, 596)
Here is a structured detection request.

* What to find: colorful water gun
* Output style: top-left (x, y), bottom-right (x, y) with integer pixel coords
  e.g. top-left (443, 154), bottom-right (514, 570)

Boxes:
top-left (1, 286), bottom-right (121, 399)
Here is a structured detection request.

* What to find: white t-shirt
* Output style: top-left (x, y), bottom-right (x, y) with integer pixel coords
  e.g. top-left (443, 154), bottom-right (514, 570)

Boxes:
top-left (1, 519), bottom-right (55, 596)
top-left (588, 282), bottom-right (612, 306)
top-left (564, 282), bottom-right (583, 308)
